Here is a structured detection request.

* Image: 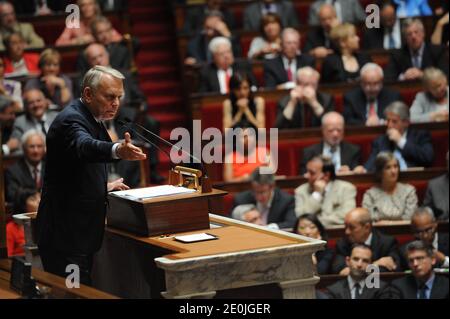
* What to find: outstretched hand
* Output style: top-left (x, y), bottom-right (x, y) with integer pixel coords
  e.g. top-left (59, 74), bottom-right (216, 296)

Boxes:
top-left (107, 178), bottom-right (130, 192)
top-left (116, 132), bottom-right (147, 161)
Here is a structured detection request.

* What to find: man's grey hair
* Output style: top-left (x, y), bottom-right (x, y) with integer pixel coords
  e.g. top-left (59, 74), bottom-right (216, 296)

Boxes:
top-left (81, 65), bottom-right (125, 92)
top-left (405, 240), bottom-right (434, 258)
top-left (281, 27), bottom-right (300, 41)
top-left (412, 206), bottom-right (436, 222)
top-left (321, 111), bottom-right (345, 126)
top-left (250, 167), bottom-right (275, 185)
top-left (231, 204), bottom-right (257, 221)
top-left (384, 101), bottom-right (410, 120)
top-left (422, 67), bottom-right (447, 86)
top-left (402, 18), bottom-right (425, 36)
top-left (297, 66), bottom-right (320, 82)
top-left (360, 62), bottom-right (384, 78)
top-left (21, 129), bottom-right (46, 148)
top-left (208, 36), bottom-right (231, 54)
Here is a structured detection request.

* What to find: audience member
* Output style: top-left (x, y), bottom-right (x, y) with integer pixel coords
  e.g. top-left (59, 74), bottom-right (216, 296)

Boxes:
top-left (423, 152), bottom-right (449, 220)
top-left (431, 12), bottom-right (448, 46)
top-left (275, 67), bottom-right (333, 129)
top-left (308, 0), bottom-right (365, 26)
top-left (232, 168), bottom-right (297, 229)
top-left (344, 63), bottom-right (402, 126)
top-left (231, 204), bottom-right (263, 225)
top-left (410, 67), bottom-right (448, 123)
top-left (2, 32), bottom-right (39, 78)
top-left (300, 112), bottom-right (364, 174)
top-left (295, 155), bottom-right (356, 227)
top-left (247, 13), bottom-right (282, 60)
top-left (363, 151), bottom-right (418, 222)
top-left (365, 101), bottom-right (434, 171)
top-left (264, 28), bottom-right (315, 89)
top-left (243, 0), bottom-right (299, 32)
top-left (182, 0), bottom-right (235, 35)
top-left (0, 58), bottom-right (22, 111)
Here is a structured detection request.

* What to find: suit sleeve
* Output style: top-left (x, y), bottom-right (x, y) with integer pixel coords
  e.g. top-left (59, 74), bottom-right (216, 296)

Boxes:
top-left (4, 169), bottom-right (36, 213)
top-left (385, 51), bottom-right (401, 81)
top-left (400, 131), bottom-right (434, 168)
top-left (276, 195), bottom-right (297, 229)
top-left (364, 138), bottom-right (382, 172)
top-left (263, 61), bottom-right (278, 88)
top-left (332, 240), bottom-right (348, 274)
top-left (343, 94), bottom-right (363, 125)
top-left (349, 145), bottom-right (361, 169)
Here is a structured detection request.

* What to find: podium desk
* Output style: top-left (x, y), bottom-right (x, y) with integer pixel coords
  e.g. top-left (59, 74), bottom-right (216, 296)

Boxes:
top-left (92, 214), bottom-right (325, 299)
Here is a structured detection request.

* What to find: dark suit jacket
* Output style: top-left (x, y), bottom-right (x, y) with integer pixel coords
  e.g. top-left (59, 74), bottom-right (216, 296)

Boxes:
top-left (332, 229), bottom-right (400, 274)
top-left (77, 43), bottom-right (131, 75)
top-left (364, 129), bottom-right (434, 172)
top-left (264, 55), bottom-right (315, 88)
top-left (243, 2), bottom-right (299, 31)
top-left (182, 6), bottom-right (236, 34)
top-left (316, 246), bottom-right (334, 275)
top-left (385, 43), bottom-right (449, 80)
top-left (321, 52), bottom-right (372, 83)
top-left (362, 26), bottom-right (402, 50)
top-left (199, 60), bottom-right (256, 93)
top-left (423, 174), bottom-right (449, 220)
top-left (299, 141), bottom-right (361, 175)
top-left (391, 274), bottom-right (449, 299)
top-left (326, 278), bottom-right (391, 299)
top-left (399, 233), bottom-right (449, 270)
top-left (303, 27), bottom-right (338, 53)
top-left (36, 99), bottom-right (116, 254)
top-left (5, 158), bottom-right (45, 213)
top-left (343, 87), bottom-right (403, 125)
top-left (13, 0), bottom-right (67, 14)
top-left (275, 92), bottom-right (333, 129)
top-left (232, 187), bottom-right (297, 229)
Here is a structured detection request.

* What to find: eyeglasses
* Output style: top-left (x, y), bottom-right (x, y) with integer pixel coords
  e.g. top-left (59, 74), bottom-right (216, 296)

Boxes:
top-left (413, 226), bottom-right (434, 235)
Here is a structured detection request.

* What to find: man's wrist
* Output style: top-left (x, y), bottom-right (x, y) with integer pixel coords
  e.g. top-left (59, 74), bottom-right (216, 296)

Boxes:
top-left (112, 143), bottom-right (121, 159)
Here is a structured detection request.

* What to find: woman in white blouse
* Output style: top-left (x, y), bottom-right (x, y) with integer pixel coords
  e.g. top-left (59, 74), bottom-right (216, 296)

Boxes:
top-left (247, 13), bottom-right (282, 60)
top-left (363, 151), bottom-right (418, 221)
top-left (410, 67), bottom-right (449, 123)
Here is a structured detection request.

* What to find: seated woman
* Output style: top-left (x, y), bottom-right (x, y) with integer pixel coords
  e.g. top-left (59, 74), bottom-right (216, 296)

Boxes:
top-left (410, 67), bottom-right (448, 123)
top-left (294, 213), bottom-right (334, 275)
top-left (363, 151), bottom-right (418, 222)
top-left (2, 32), bottom-right (39, 78)
top-left (321, 23), bottom-right (371, 83)
top-left (223, 72), bottom-right (265, 130)
top-left (247, 13), bottom-right (282, 60)
top-left (223, 125), bottom-right (273, 182)
top-left (55, 0), bottom-right (122, 46)
top-left (24, 49), bottom-right (73, 109)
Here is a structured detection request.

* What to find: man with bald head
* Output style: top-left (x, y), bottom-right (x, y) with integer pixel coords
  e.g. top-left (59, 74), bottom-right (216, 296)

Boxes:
top-left (344, 63), bottom-right (402, 126)
top-left (304, 4), bottom-right (339, 59)
top-left (275, 67), bottom-right (333, 129)
top-left (299, 111), bottom-right (364, 175)
top-left (264, 28), bottom-right (315, 89)
top-left (332, 208), bottom-right (400, 274)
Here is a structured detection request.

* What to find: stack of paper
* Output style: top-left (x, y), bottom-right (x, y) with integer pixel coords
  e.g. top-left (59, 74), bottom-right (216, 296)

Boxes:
top-left (111, 185), bottom-right (196, 200)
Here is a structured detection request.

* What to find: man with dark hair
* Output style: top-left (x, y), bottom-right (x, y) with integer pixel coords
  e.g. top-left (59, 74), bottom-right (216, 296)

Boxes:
top-left (295, 155), bottom-right (356, 227)
top-left (333, 208), bottom-right (400, 274)
top-left (391, 240), bottom-right (449, 299)
top-left (231, 168), bottom-right (297, 229)
top-left (326, 244), bottom-right (392, 299)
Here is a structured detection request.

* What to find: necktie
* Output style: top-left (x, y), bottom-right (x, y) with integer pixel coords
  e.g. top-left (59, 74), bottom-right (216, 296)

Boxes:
top-left (368, 101), bottom-right (376, 117)
top-left (354, 283), bottom-right (362, 299)
top-left (225, 70), bottom-right (231, 94)
top-left (34, 166), bottom-right (41, 189)
top-left (412, 53), bottom-right (420, 68)
top-left (286, 62), bottom-right (293, 82)
top-left (39, 120), bottom-right (47, 136)
top-left (418, 283), bottom-right (428, 299)
top-left (388, 33), bottom-right (396, 49)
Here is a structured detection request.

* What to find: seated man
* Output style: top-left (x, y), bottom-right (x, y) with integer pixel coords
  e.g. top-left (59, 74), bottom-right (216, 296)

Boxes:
top-left (399, 207), bottom-right (449, 270)
top-left (199, 36), bottom-right (256, 94)
top-left (0, 1), bottom-right (44, 50)
top-left (325, 244), bottom-right (392, 299)
top-left (295, 156), bottom-right (356, 227)
top-left (231, 168), bottom-right (297, 230)
top-left (0, 95), bottom-right (17, 155)
top-left (275, 66), bottom-right (333, 129)
top-left (392, 240), bottom-right (449, 299)
top-left (385, 18), bottom-right (448, 81)
top-left (423, 152), bottom-right (449, 220)
top-left (364, 101), bottom-right (434, 172)
top-left (182, 0), bottom-right (236, 34)
top-left (343, 63), bottom-right (402, 126)
top-left (299, 112), bottom-right (364, 175)
top-left (308, 0), bottom-right (365, 26)
top-left (5, 130), bottom-right (45, 214)
top-left (231, 204), bottom-right (263, 226)
top-left (332, 208), bottom-right (400, 274)
top-left (243, 0), bottom-right (299, 32)
top-left (264, 28), bottom-right (315, 89)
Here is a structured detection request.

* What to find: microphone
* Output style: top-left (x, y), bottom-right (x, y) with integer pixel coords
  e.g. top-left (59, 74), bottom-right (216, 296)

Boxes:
top-left (117, 119), bottom-right (209, 179)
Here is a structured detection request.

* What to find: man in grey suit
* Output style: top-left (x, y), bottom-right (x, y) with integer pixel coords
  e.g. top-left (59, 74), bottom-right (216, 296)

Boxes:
top-left (243, 0), bottom-right (299, 31)
top-left (8, 89), bottom-right (58, 153)
top-left (423, 152), bottom-right (449, 220)
top-left (0, 1), bottom-right (45, 50)
top-left (308, 0), bottom-right (366, 26)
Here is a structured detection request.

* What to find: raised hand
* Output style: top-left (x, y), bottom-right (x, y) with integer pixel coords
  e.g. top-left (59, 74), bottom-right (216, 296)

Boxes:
top-left (116, 132), bottom-right (147, 161)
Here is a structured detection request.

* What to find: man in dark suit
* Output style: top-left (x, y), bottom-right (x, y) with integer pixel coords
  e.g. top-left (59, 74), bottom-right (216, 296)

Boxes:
top-left (299, 112), bottom-right (364, 175)
top-left (5, 130), bottom-right (45, 213)
top-left (343, 63), bottom-right (402, 126)
top-left (385, 18), bottom-right (449, 81)
top-left (275, 66), bottom-right (333, 129)
top-left (308, 0), bottom-right (365, 26)
top-left (423, 153), bottom-right (449, 220)
top-left (264, 28), bottom-right (315, 89)
top-left (363, 2), bottom-right (402, 50)
top-left (36, 66), bottom-right (147, 285)
top-left (243, 0), bottom-right (299, 31)
top-left (399, 207), bottom-right (449, 270)
top-left (199, 36), bottom-right (256, 94)
top-left (332, 208), bottom-right (400, 274)
top-left (231, 168), bottom-right (297, 229)
top-left (303, 4), bottom-right (339, 59)
top-left (326, 244), bottom-right (392, 299)
top-left (392, 240), bottom-right (449, 299)
top-left (365, 101), bottom-right (434, 172)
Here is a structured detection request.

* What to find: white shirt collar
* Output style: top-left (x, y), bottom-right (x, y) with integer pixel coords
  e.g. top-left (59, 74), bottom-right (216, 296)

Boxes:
top-left (364, 232), bottom-right (373, 246)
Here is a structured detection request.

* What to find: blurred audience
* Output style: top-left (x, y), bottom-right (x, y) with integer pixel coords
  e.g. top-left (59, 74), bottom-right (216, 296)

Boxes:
top-left (308, 0), bottom-right (365, 26)
top-left (182, 0), bottom-right (235, 35)
top-left (247, 13), bottom-right (282, 60)
top-left (243, 0), bottom-right (299, 32)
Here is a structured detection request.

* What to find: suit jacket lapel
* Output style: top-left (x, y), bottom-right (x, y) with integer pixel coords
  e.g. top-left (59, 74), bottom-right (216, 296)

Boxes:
top-left (19, 158), bottom-right (35, 187)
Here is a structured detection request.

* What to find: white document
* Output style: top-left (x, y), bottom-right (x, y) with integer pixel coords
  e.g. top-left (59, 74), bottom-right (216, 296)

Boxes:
top-left (174, 233), bottom-right (218, 243)
top-left (111, 185), bottom-right (196, 200)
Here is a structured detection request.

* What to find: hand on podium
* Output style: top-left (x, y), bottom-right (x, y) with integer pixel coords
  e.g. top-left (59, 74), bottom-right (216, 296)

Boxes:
top-left (108, 178), bottom-right (130, 192)
top-left (116, 132), bottom-right (147, 161)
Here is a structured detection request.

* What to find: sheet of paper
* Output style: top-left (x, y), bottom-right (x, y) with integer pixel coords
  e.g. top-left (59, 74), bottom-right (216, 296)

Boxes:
top-left (174, 233), bottom-right (218, 243)
top-left (111, 185), bottom-right (196, 200)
